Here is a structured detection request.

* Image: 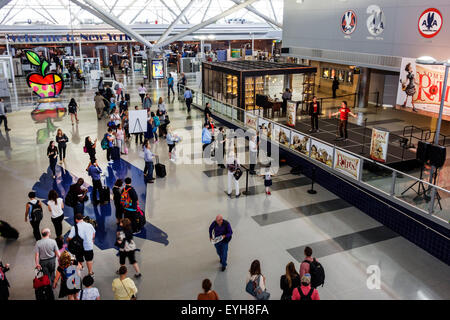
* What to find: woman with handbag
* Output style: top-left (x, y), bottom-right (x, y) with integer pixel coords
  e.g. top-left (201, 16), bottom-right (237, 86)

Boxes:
top-left (47, 141), bottom-right (59, 179)
top-left (115, 218), bottom-right (141, 278)
top-left (226, 146), bottom-right (241, 198)
top-left (246, 259), bottom-right (270, 300)
top-left (53, 251), bottom-right (80, 300)
top-left (112, 266), bottom-right (138, 300)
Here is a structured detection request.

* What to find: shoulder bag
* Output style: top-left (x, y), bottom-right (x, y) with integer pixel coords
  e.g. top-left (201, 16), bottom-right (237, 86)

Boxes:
top-left (120, 279), bottom-right (137, 300)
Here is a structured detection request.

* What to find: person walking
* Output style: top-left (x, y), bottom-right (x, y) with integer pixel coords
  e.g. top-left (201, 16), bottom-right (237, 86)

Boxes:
top-left (208, 214), bottom-right (233, 271)
top-left (331, 101), bottom-right (357, 141)
top-left (53, 251), bottom-right (80, 300)
top-left (260, 166), bottom-right (275, 196)
top-left (119, 96), bottom-right (128, 114)
top-left (68, 178), bottom-right (88, 216)
top-left (34, 228), bottom-right (60, 285)
top-left (47, 141), bottom-right (59, 179)
top-left (98, 77), bottom-right (105, 96)
top-left (67, 213), bottom-right (96, 276)
top-left (112, 266), bottom-right (138, 300)
top-left (115, 81), bottom-right (124, 101)
top-left (332, 78), bottom-right (339, 99)
top-left (0, 98), bottom-right (11, 131)
top-left (94, 92), bottom-right (105, 120)
top-left (68, 98), bottom-right (79, 125)
top-left (166, 125), bottom-right (178, 161)
top-left (291, 274), bottom-right (320, 300)
top-left (110, 107), bottom-right (122, 129)
top-left (197, 279), bottom-right (219, 300)
top-left (144, 111), bottom-right (154, 142)
top-left (184, 87), bottom-right (193, 113)
top-left (202, 122), bottom-right (212, 156)
top-left (116, 123), bottom-right (126, 154)
top-left (281, 88), bottom-right (292, 117)
top-left (216, 127), bottom-right (226, 168)
top-left (109, 60), bottom-right (116, 80)
top-left (226, 148), bottom-right (240, 198)
top-left (249, 135), bottom-right (258, 175)
top-left (246, 260), bottom-right (269, 300)
top-left (84, 136), bottom-right (97, 164)
top-left (116, 218), bottom-right (142, 278)
top-left (113, 179), bottom-right (124, 225)
top-left (86, 160), bottom-right (103, 206)
top-left (56, 129), bottom-right (69, 164)
top-left (47, 190), bottom-right (64, 237)
top-left (309, 96), bottom-right (321, 133)
top-left (76, 275), bottom-right (100, 300)
top-left (167, 73), bottom-right (175, 97)
top-left (121, 177), bottom-right (139, 233)
top-left (280, 262), bottom-right (300, 300)
top-left (0, 261), bottom-right (10, 300)
top-left (143, 93), bottom-right (152, 110)
top-left (143, 140), bottom-right (155, 183)
top-left (157, 97), bottom-right (166, 115)
top-left (138, 83), bottom-right (147, 104)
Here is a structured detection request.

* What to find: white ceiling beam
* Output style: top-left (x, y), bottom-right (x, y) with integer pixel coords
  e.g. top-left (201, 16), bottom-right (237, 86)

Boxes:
top-left (128, 0), bottom-right (152, 24)
top-left (156, 0), bottom-right (195, 44)
top-left (229, 0), bottom-right (281, 29)
top-left (201, 0), bottom-right (212, 23)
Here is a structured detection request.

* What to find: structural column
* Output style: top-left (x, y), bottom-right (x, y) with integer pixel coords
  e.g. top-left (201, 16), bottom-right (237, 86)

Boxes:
top-left (357, 67), bottom-right (371, 108)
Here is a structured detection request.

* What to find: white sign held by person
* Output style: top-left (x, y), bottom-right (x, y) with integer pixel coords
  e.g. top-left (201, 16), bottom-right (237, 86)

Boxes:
top-left (128, 110), bottom-right (148, 134)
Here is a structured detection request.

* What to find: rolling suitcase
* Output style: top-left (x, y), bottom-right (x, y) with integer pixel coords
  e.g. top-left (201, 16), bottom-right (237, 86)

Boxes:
top-left (155, 156), bottom-right (166, 178)
top-left (0, 220), bottom-right (19, 240)
top-left (111, 146), bottom-right (120, 161)
top-left (99, 175), bottom-right (110, 204)
top-left (33, 268), bottom-right (54, 300)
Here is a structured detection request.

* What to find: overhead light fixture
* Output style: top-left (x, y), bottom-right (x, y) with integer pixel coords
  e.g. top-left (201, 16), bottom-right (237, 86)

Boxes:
top-left (296, 0), bottom-right (304, 3)
top-left (416, 56), bottom-right (437, 65)
top-left (207, 35), bottom-right (215, 40)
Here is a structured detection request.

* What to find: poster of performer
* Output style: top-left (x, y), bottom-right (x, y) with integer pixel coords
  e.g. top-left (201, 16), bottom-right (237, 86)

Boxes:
top-left (290, 132), bottom-right (310, 155)
top-left (245, 112), bottom-right (258, 130)
top-left (278, 126), bottom-right (291, 147)
top-left (286, 101), bottom-right (297, 127)
top-left (369, 128), bottom-right (389, 163)
top-left (396, 58), bottom-right (450, 117)
top-left (310, 139), bottom-right (333, 167)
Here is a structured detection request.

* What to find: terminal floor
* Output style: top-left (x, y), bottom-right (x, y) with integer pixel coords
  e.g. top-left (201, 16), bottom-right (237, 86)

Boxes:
top-left (0, 76), bottom-right (449, 300)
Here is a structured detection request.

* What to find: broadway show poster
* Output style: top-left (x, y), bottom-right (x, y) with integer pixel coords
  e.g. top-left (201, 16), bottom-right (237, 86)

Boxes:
top-left (258, 118), bottom-right (271, 139)
top-left (278, 126), bottom-right (291, 147)
top-left (245, 112), bottom-right (258, 130)
top-left (334, 148), bottom-right (360, 180)
top-left (290, 131), bottom-right (310, 155)
top-left (396, 57), bottom-right (450, 117)
top-left (310, 139), bottom-right (333, 167)
top-left (286, 101), bottom-right (297, 127)
top-left (152, 59), bottom-right (164, 79)
top-left (369, 128), bottom-right (389, 163)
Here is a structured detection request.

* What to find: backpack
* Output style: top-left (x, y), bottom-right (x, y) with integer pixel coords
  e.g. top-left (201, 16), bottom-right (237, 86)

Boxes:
top-left (29, 201), bottom-right (43, 222)
top-left (68, 224), bottom-right (84, 256)
top-left (101, 134), bottom-right (109, 150)
top-left (120, 187), bottom-right (134, 210)
top-left (297, 287), bottom-right (314, 300)
top-left (245, 275), bottom-right (270, 300)
top-left (153, 116), bottom-right (160, 127)
top-left (114, 83), bottom-right (119, 90)
top-left (65, 189), bottom-right (76, 207)
top-left (303, 259), bottom-right (325, 288)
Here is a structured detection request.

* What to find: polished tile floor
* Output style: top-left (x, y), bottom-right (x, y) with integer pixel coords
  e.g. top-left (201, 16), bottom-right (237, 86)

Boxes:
top-left (0, 74), bottom-right (449, 300)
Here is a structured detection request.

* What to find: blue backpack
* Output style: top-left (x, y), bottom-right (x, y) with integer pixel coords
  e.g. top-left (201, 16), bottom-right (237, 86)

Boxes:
top-left (153, 116), bottom-right (160, 127)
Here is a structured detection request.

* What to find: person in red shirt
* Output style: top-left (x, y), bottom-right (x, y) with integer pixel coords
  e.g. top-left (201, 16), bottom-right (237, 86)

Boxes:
top-left (292, 274), bottom-right (320, 300)
top-left (308, 96), bottom-right (321, 133)
top-left (331, 101), bottom-right (357, 141)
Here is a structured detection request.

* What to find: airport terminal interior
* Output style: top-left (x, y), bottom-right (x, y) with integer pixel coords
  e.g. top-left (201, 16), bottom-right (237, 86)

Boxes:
top-left (0, 0), bottom-right (449, 301)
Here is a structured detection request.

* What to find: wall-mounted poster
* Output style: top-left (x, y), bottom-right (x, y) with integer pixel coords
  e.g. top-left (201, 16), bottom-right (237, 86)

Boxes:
top-left (322, 68), bottom-right (329, 79)
top-left (396, 57), bottom-right (450, 116)
top-left (290, 131), bottom-right (310, 155)
top-left (151, 59), bottom-right (164, 79)
top-left (310, 139), bottom-right (333, 167)
top-left (286, 101), bottom-right (297, 126)
top-left (278, 126), bottom-right (291, 147)
top-left (245, 112), bottom-right (258, 130)
top-left (334, 149), bottom-right (360, 180)
top-left (258, 118), bottom-right (271, 139)
top-left (347, 71), bottom-right (353, 83)
top-left (369, 127), bottom-right (389, 163)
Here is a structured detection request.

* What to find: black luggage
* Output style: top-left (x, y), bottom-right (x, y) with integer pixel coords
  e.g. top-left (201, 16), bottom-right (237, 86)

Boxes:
top-left (0, 220), bottom-right (19, 240)
top-left (100, 186), bottom-right (111, 203)
top-left (111, 146), bottom-right (120, 161)
top-left (136, 208), bottom-right (146, 231)
top-left (155, 163), bottom-right (166, 178)
top-left (35, 285), bottom-right (55, 300)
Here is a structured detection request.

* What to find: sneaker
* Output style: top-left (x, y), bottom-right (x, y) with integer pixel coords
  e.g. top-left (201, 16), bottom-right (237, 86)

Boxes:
top-left (221, 266), bottom-right (226, 272)
top-left (5, 128), bottom-right (11, 131)
top-left (235, 193), bottom-right (241, 198)
top-left (134, 273), bottom-right (142, 278)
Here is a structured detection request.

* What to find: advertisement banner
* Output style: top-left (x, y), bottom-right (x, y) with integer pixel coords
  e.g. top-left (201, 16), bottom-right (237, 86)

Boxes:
top-left (396, 57), bottom-right (450, 116)
top-left (290, 131), bottom-right (310, 155)
top-left (245, 112), bottom-right (258, 130)
top-left (369, 128), bottom-right (389, 163)
top-left (278, 126), bottom-right (291, 147)
top-left (152, 59), bottom-right (164, 79)
top-left (334, 149), bottom-right (360, 180)
top-left (310, 139), bottom-right (333, 167)
top-left (286, 101), bottom-right (297, 126)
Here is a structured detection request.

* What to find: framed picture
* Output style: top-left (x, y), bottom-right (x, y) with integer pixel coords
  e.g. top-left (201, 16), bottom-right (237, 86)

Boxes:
top-left (347, 71), bottom-right (353, 83)
top-left (338, 70), bottom-right (345, 82)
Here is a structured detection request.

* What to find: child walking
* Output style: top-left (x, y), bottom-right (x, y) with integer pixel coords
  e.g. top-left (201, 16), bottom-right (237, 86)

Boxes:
top-left (261, 167), bottom-right (275, 195)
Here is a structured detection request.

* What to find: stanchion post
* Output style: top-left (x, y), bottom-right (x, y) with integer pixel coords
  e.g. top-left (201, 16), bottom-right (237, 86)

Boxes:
top-left (361, 118), bottom-right (367, 154)
top-left (307, 166), bottom-right (317, 194)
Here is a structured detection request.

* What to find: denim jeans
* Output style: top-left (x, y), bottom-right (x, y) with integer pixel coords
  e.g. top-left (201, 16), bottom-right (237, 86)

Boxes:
top-left (144, 161), bottom-right (154, 179)
top-left (214, 240), bottom-right (229, 267)
top-left (73, 202), bottom-right (85, 215)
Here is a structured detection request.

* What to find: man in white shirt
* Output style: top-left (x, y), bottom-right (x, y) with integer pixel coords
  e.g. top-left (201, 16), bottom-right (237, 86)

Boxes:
top-left (67, 214), bottom-right (96, 275)
top-left (0, 98), bottom-right (11, 131)
top-left (249, 135), bottom-right (258, 175)
top-left (35, 228), bottom-right (60, 284)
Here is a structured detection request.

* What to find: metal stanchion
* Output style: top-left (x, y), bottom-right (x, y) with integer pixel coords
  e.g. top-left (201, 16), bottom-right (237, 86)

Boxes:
top-left (307, 167), bottom-right (317, 194)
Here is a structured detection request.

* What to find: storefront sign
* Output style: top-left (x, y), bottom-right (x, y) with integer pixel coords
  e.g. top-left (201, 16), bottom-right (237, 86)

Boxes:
top-left (245, 112), bottom-right (258, 130)
top-left (286, 101), bottom-right (297, 126)
top-left (369, 128), bottom-right (389, 163)
top-left (152, 59), bottom-right (164, 79)
top-left (418, 8), bottom-right (443, 38)
top-left (334, 149), bottom-right (360, 180)
top-left (231, 49), bottom-right (241, 58)
top-left (290, 131), bottom-right (310, 155)
top-left (310, 139), bottom-right (333, 167)
top-left (341, 10), bottom-right (357, 35)
top-left (366, 5), bottom-right (385, 39)
top-left (396, 58), bottom-right (450, 116)
top-left (7, 33), bottom-right (133, 43)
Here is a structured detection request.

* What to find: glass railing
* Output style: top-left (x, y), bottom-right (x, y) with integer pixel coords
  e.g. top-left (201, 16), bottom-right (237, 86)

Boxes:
top-left (178, 85), bottom-right (450, 224)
